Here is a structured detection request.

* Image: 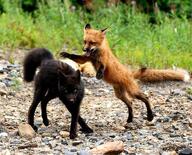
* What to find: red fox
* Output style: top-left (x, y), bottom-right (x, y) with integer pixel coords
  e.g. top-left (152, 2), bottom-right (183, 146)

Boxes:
top-left (60, 24), bottom-right (190, 124)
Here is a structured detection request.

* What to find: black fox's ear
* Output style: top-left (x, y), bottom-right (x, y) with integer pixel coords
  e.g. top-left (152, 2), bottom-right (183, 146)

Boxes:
top-left (74, 70), bottom-right (81, 82)
top-left (57, 69), bottom-right (67, 79)
top-left (101, 28), bottom-right (108, 35)
top-left (85, 24), bottom-right (91, 30)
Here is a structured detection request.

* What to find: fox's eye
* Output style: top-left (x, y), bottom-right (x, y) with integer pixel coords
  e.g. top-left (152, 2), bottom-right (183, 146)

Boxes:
top-left (73, 89), bottom-right (77, 93)
top-left (61, 87), bottom-right (68, 93)
top-left (84, 40), bottom-right (86, 44)
top-left (90, 41), bottom-right (96, 45)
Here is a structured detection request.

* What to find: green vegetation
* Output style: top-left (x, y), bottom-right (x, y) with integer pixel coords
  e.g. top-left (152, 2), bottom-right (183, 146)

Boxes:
top-left (0, 1), bottom-right (191, 71)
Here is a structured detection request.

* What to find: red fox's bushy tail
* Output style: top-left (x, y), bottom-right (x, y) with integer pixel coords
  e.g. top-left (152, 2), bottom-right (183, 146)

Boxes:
top-left (133, 67), bottom-right (190, 82)
top-left (23, 48), bottom-right (53, 82)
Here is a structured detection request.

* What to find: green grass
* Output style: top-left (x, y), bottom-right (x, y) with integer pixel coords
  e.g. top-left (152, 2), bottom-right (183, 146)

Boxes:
top-left (0, 1), bottom-right (191, 71)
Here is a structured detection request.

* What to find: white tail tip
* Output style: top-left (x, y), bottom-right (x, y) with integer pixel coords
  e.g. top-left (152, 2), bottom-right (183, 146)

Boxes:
top-left (184, 72), bottom-right (190, 82)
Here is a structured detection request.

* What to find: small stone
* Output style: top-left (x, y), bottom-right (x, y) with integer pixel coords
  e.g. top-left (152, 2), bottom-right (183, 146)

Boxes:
top-left (0, 132), bottom-right (8, 138)
top-left (114, 126), bottom-right (125, 131)
top-left (72, 140), bottom-right (83, 146)
top-left (187, 95), bottom-right (192, 101)
top-left (161, 151), bottom-right (177, 155)
top-left (64, 150), bottom-right (75, 155)
top-left (109, 133), bottom-right (116, 138)
top-left (178, 148), bottom-right (192, 155)
top-left (1, 149), bottom-right (11, 155)
top-left (171, 89), bottom-right (185, 96)
top-left (70, 147), bottom-right (78, 152)
top-left (0, 82), bottom-right (7, 96)
top-left (189, 120), bottom-right (192, 128)
top-left (61, 140), bottom-right (68, 145)
top-left (18, 123), bottom-right (36, 139)
top-left (88, 137), bottom-right (98, 143)
top-left (85, 88), bottom-right (92, 95)
top-left (170, 133), bottom-right (180, 138)
top-left (78, 150), bottom-right (91, 155)
top-left (163, 116), bottom-right (171, 122)
top-left (59, 131), bottom-right (69, 138)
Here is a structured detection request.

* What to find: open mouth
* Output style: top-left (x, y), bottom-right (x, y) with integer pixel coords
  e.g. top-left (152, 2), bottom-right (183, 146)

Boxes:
top-left (84, 51), bottom-right (91, 57)
top-left (83, 48), bottom-right (97, 57)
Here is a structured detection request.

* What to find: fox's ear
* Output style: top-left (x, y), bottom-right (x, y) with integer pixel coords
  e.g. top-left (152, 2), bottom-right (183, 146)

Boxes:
top-left (85, 24), bottom-right (91, 30)
top-left (101, 28), bottom-right (108, 35)
top-left (57, 69), bottom-right (67, 79)
top-left (74, 70), bottom-right (81, 82)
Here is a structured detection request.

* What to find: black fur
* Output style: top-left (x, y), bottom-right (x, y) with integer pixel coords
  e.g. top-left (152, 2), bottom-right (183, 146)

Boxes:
top-left (23, 48), bottom-right (93, 139)
top-left (23, 48), bottom-right (53, 82)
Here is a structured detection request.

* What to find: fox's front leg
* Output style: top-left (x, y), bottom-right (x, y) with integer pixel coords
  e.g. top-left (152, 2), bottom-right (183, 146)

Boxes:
top-left (96, 63), bottom-right (105, 80)
top-left (60, 52), bottom-right (90, 64)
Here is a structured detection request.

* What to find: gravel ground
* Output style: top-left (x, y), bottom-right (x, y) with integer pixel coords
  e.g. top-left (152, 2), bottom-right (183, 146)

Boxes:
top-left (0, 50), bottom-right (192, 155)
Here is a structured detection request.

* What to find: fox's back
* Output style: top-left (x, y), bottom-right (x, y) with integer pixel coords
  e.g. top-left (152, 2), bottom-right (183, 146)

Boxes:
top-left (35, 60), bottom-right (75, 87)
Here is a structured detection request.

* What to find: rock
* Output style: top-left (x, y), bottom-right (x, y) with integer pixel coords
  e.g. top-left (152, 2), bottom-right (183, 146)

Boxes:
top-left (98, 88), bottom-right (110, 93)
top-left (0, 82), bottom-right (7, 96)
top-left (171, 89), bottom-right (185, 96)
top-left (0, 89), bottom-right (7, 96)
top-left (59, 131), bottom-right (69, 138)
top-left (64, 151), bottom-right (75, 155)
top-left (178, 148), bottom-right (192, 155)
top-left (0, 132), bottom-right (8, 138)
top-left (78, 150), bottom-right (91, 155)
top-left (0, 66), bottom-right (4, 73)
top-left (161, 151), bottom-right (178, 155)
top-left (61, 140), bottom-right (68, 145)
top-left (90, 141), bottom-right (124, 155)
top-left (70, 147), bottom-right (78, 152)
top-left (18, 123), bottom-right (36, 139)
top-left (114, 126), bottom-right (125, 131)
top-left (1, 149), bottom-right (11, 155)
top-left (187, 95), bottom-right (192, 101)
top-left (85, 88), bottom-right (92, 95)
top-left (72, 140), bottom-right (83, 146)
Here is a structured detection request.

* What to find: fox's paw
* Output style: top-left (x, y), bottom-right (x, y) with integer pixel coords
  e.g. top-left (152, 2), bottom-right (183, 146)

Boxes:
top-left (60, 52), bottom-right (71, 58)
top-left (43, 119), bottom-right (49, 126)
top-left (147, 112), bottom-right (154, 122)
top-left (80, 127), bottom-right (93, 133)
top-left (31, 125), bottom-right (38, 132)
top-left (96, 71), bottom-right (104, 79)
top-left (147, 114), bottom-right (154, 122)
top-left (69, 132), bottom-right (77, 139)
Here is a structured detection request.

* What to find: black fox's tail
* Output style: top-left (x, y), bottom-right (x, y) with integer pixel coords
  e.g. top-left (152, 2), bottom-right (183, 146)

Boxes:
top-left (23, 48), bottom-right (53, 82)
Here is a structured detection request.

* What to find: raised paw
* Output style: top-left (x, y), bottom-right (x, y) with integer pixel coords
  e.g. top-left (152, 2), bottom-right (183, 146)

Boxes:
top-left (60, 52), bottom-right (70, 58)
top-left (96, 71), bottom-right (104, 79)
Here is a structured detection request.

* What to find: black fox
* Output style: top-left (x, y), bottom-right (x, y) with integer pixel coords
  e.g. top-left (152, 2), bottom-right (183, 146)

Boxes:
top-left (23, 48), bottom-right (93, 139)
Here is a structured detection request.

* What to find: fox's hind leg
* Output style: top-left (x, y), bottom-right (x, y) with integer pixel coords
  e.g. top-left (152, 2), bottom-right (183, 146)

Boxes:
top-left (135, 92), bottom-right (154, 121)
top-left (41, 91), bottom-right (56, 126)
top-left (28, 86), bottom-right (47, 131)
top-left (78, 116), bottom-right (93, 133)
top-left (113, 86), bottom-right (134, 123)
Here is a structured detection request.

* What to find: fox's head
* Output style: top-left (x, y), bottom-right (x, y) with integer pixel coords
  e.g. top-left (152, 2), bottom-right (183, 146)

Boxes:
top-left (83, 24), bottom-right (107, 56)
top-left (57, 69), bottom-right (82, 104)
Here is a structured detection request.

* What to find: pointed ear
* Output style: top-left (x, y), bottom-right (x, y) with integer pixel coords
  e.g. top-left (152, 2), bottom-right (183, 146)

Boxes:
top-left (74, 70), bottom-right (81, 82)
top-left (101, 27), bottom-right (108, 35)
top-left (57, 69), bottom-right (67, 80)
top-left (85, 24), bottom-right (91, 30)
